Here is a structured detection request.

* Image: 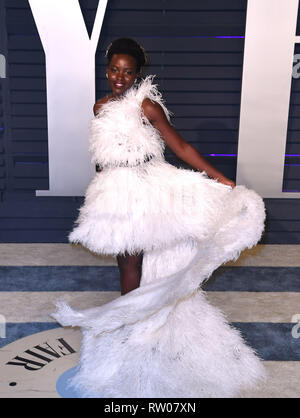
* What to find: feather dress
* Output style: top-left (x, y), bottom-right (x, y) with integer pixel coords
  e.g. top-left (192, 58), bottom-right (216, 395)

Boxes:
top-left (52, 75), bottom-right (267, 398)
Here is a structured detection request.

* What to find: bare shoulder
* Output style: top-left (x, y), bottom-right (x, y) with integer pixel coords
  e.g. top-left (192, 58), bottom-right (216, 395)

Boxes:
top-left (141, 98), bottom-right (167, 123)
top-left (93, 95), bottom-right (111, 116)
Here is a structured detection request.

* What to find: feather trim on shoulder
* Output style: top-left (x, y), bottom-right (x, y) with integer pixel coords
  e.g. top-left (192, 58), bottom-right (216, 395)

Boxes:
top-left (88, 75), bottom-right (168, 168)
top-left (129, 75), bottom-right (172, 121)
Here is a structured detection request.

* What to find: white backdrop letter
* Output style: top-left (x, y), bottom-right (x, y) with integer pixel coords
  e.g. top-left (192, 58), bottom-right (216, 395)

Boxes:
top-left (237, 0), bottom-right (300, 198)
top-left (29, 0), bottom-right (108, 196)
top-left (0, 54), bottom-right (6, 78)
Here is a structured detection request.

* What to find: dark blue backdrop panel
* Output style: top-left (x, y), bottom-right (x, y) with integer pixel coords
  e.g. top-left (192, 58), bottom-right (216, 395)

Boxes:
top-left (0, 0), bottom-right (299, 243)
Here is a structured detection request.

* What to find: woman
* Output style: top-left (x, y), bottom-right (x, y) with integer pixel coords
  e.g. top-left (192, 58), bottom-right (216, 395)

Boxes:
top-left (52, 38), bottom-right (266, 398)
top-left (95, 38), bottom-right (235, 296)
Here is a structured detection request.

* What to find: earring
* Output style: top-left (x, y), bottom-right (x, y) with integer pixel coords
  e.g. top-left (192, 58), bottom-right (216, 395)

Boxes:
top-left (106, 73), bottom-right (108, 79)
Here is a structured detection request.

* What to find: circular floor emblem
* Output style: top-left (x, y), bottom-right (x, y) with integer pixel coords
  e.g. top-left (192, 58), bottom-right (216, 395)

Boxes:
top-left (0, 328), bottom-right (81, 398)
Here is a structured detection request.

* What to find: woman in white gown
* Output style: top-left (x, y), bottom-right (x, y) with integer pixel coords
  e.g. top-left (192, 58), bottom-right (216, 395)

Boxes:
top-left (52, 38), bottom-right (266, 398)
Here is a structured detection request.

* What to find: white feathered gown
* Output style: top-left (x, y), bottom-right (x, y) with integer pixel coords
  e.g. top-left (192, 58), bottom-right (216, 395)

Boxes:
top-left (52, 76), bottom-right (267, 398)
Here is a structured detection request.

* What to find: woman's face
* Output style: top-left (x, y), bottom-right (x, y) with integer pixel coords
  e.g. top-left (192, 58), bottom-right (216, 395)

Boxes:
top-left (106, 54), bottom-right (139, 97)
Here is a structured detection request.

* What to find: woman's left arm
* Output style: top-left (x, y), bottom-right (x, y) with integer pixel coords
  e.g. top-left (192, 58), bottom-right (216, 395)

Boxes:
top-left (142, 99), bottom-right (236, 188)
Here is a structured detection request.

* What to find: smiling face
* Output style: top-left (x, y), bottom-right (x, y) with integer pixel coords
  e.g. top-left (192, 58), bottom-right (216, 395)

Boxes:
top-left (106, 54), bottom-right (139, 97)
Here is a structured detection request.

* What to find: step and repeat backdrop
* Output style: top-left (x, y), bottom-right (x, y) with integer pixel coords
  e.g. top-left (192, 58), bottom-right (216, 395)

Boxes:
top-left (1, 0), bottom-right (300, 243)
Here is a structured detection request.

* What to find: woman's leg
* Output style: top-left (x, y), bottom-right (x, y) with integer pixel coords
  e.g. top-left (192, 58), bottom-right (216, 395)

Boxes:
top-left (116, 250), bottom-right (144, 295)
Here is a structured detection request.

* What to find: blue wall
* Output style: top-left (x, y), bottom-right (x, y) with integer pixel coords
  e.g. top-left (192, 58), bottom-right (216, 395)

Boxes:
top-left (0, 0), bottom-right (300, 243)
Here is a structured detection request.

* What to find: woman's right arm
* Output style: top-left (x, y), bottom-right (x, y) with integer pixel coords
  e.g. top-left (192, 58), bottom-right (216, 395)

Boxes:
top-left (93, 99), bottom-right (104, 172)
top-left (93, 95), bottom-right (111, 116)
top-left (93, 100), bottom-right (103, 116)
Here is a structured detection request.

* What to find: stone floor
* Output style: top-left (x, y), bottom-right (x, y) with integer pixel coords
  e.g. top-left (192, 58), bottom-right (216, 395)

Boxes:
top-left (0, 244), bottom-right (299, 398)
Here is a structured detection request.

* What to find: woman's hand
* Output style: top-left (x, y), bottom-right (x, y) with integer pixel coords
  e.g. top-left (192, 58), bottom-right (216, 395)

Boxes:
top-left (216, 176), bottom-right (236, 188)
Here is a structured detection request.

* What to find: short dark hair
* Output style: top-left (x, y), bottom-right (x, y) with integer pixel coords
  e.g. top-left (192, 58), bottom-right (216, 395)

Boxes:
top-left (105, 38), bottom-right (148, 73)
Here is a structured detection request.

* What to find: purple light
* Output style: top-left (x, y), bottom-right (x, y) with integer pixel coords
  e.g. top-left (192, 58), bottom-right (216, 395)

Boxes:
top-left (215, 36), bottom-right (245, 38)
top-left (208, 154), bottom-right (236, 157)
top-left (143, 36), bottom-right (245, 39)
top-left (207, 154), bottom-right (300, 159)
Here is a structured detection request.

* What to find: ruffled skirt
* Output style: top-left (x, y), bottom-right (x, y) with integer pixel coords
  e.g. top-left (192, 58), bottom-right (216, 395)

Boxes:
top-left (52, 159), bottom-right (267, 397)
